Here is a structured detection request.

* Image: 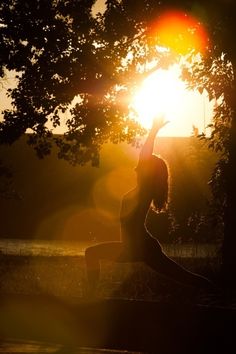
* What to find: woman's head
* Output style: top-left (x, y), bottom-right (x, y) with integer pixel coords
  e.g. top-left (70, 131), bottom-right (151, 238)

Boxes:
top-left (135, 154), bottom-right (169, 211)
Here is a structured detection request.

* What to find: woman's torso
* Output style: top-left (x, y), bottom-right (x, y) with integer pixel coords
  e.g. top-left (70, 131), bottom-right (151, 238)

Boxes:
top-left (119, 187), bottom-right (162, 260)
top-left (120, 187), bottom-right (150, 242)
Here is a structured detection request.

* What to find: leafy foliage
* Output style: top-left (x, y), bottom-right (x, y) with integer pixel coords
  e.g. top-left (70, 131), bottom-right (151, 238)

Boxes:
top-left (2, 0), bottom-right (216, 165)
top-left (1, 0), bottom-right (170, 165)
top-left (182, 55), bottom-right (233, 195)
top-left (182, 54), bottom-right (234, 151)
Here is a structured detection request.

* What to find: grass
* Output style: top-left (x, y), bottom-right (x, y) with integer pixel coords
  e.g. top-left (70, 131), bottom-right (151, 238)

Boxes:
top-left (0, 253), bottom-right (230, 307)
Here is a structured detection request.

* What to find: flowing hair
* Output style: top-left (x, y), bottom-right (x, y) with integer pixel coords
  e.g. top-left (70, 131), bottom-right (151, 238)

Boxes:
top-left (136, 154), bottom-right (169, 212)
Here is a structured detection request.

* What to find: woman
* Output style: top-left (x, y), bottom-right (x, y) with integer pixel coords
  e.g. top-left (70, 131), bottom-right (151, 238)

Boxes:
top-left (85, 117), bottom-right (212, 294)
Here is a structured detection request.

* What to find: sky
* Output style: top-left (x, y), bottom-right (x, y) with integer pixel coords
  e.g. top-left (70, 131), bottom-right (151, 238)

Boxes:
top-left (0, 70), bottom-right (17, 114)
top-left (92, 0), bottom-right (106, 16)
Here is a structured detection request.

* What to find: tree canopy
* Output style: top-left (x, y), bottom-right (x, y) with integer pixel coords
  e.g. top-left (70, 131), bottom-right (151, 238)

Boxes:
top-left (2, 0), bottom-right (234, 165)
top-left (0, 0), bottom-right (155, 165)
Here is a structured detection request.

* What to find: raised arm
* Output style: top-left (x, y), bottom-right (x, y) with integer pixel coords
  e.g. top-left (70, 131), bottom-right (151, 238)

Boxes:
top-left (139, 116), bottom-right (168, 162)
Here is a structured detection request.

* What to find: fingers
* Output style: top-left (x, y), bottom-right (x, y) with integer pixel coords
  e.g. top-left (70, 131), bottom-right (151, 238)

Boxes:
top-left (162, 120), bottom-right (170, 127)
top-left (151, 115), bottom-right (169, 131)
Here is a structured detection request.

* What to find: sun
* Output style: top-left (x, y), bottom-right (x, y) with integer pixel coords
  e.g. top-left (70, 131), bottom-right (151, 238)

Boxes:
top-left (132, 66), bottom-right (185, 128)
top-left (131, 64), bottom-right (213, 137)
top-left (130, 8), bottom-right (212, 137)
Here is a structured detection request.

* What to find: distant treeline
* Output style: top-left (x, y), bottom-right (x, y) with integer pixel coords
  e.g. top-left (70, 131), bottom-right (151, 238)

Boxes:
top-left (0, 135), bottom-right (219, 243)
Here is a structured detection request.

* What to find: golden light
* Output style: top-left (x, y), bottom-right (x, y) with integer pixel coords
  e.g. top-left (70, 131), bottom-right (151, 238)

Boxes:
top-left (130, 9), bottom-right (212, 136)
top-left (149, 10), bottom-right (209, 55)
top-left (132, 64), bottom-right (214, 137)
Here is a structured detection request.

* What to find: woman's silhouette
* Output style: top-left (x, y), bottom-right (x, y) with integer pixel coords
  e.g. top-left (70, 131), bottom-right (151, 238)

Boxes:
top-left (85, 117), bottom-right (212, 294)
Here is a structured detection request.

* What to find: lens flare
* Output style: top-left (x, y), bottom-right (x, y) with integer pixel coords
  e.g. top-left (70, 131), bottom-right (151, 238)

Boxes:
top-left (149, 10), bottom-right (209, 55)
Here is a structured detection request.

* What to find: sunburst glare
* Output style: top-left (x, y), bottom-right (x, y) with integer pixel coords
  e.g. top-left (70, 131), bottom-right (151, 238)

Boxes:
top-left (131, 64), bottom-right (214, 137)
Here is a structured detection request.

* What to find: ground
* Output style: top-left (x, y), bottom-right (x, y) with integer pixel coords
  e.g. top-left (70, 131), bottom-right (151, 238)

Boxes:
top-left (0, 254), bottom-right (236, 353)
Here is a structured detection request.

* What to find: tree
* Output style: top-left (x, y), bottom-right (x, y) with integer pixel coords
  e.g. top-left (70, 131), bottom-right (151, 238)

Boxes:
top-left (0, 0), bottom-right (156, 165)
top-left (177, 0), bottom-right (236, 285)
top-left (0, 0), bottom-right (198, 165)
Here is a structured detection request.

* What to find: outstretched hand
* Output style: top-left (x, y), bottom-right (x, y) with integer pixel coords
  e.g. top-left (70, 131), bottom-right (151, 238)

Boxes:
top-left (151, 115), bottom-right (169, 134)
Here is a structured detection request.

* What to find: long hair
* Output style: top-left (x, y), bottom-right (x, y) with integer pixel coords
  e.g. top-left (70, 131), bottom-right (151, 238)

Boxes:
top-left (136, 154), bottom-right (169, 212)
